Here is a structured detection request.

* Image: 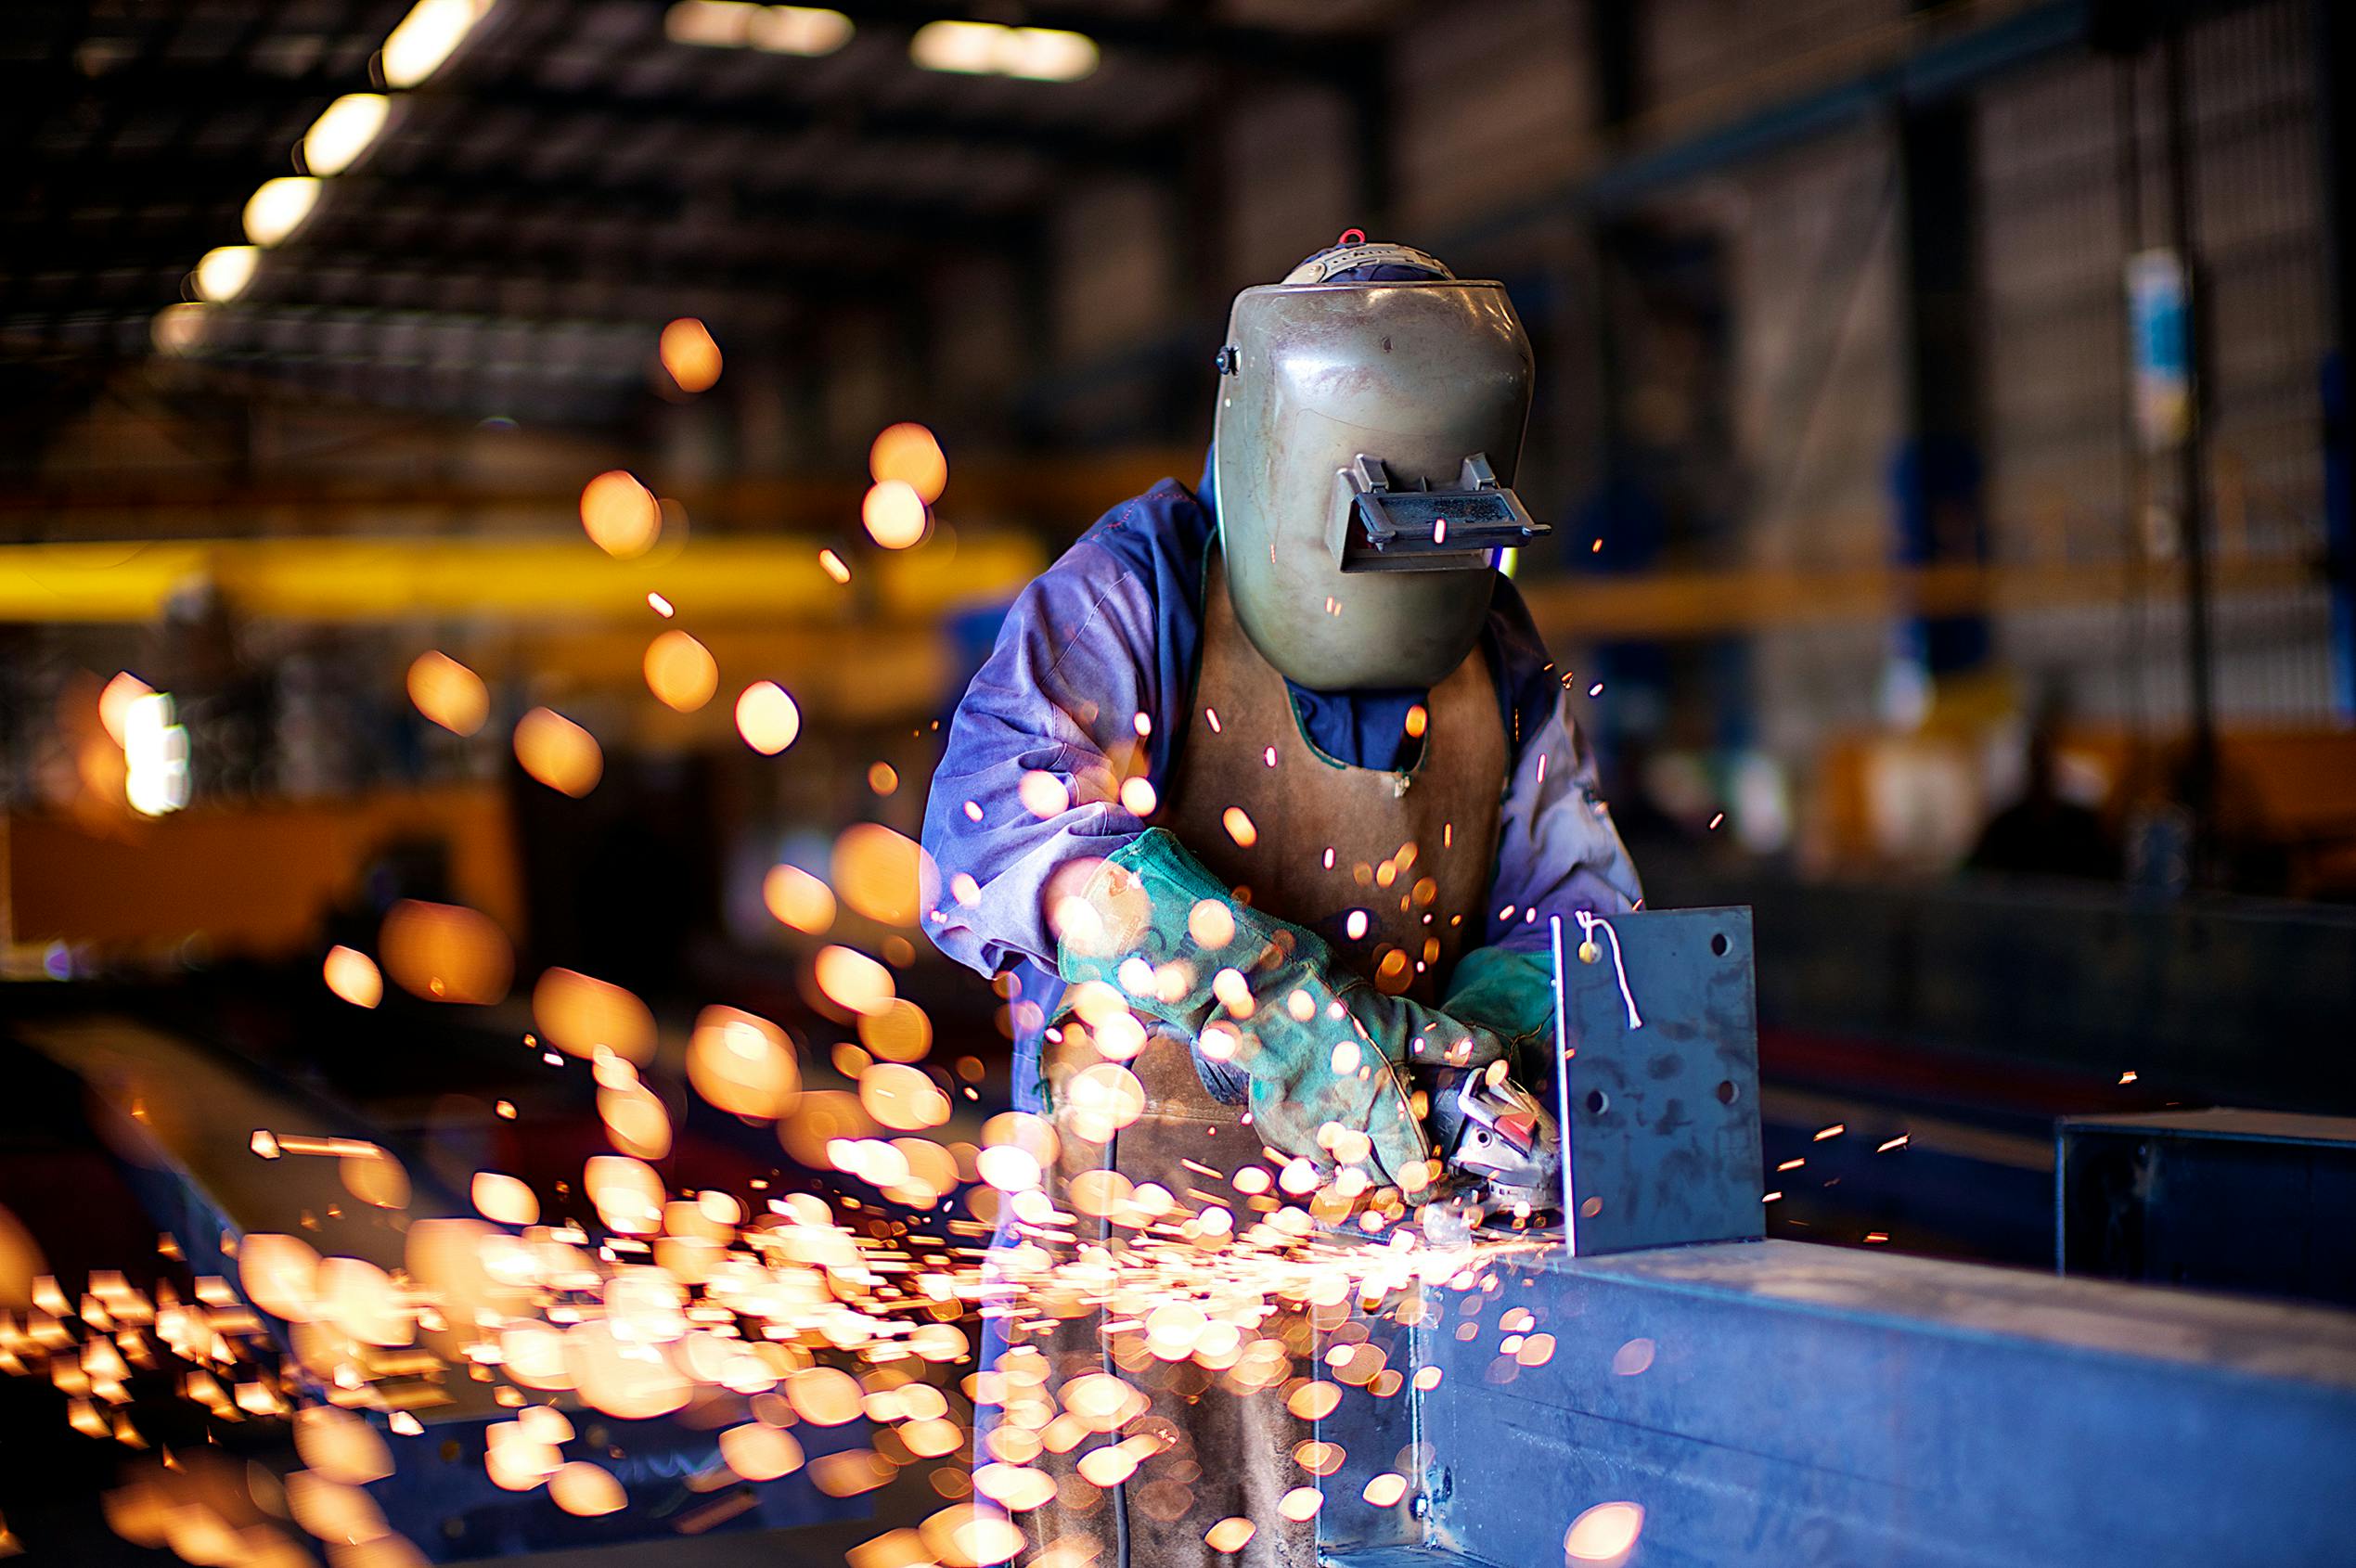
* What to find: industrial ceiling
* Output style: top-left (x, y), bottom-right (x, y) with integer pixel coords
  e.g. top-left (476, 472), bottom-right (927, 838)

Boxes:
top-left (1, 0), bottom-right (1400, 426)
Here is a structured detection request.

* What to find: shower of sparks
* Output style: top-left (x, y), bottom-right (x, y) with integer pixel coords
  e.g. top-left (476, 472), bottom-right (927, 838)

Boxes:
top-left (649, 592), bottom-right (676, 617)
top-left (6, 704), bottom-right (1650, 1568)
top-left (5, 1052), bottom-right (1556, 1568)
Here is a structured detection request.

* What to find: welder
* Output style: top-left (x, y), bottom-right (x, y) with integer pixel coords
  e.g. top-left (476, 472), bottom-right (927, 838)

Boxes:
top-left (921, 235), bottom-right (1641, 1567)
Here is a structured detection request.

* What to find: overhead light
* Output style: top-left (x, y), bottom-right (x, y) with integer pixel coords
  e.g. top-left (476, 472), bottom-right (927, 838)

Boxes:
top-left (1000, 27), bottom-right (1098, 82)
top-left (908, 19), bottom-right (999, 74)
top-left (243, 176), bottom-right (322, 247)
top-left (303, 93), bottom-right (392, 176)
top-left (909, 20), bottom-right (1097, 82)
top-left (666, 2), bottom-right (851, 57)
top-left (665, 0), bottom-right (754, 46)
top-left (748, 6), bottom-right (852, 56)
top-left (123, 691), bottom-right (191, 817)
top-left (381, 0), bottom-right (496, 89)
top-left (194, 245), bottom-right (260, 302)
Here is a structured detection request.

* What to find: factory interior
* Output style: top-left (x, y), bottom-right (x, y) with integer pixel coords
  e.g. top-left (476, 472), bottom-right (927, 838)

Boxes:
top-left (3, 0), bottom-right (2354, 1563)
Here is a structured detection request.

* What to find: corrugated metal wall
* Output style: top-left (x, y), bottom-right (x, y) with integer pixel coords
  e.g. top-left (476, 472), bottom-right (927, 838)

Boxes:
top-left (1980, 0), bottom-right (2336, 730)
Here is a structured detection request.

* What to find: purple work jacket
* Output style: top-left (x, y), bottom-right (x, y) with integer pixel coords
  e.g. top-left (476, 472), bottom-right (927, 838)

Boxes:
top-left (921, 477), bottom-right (1641, 1110)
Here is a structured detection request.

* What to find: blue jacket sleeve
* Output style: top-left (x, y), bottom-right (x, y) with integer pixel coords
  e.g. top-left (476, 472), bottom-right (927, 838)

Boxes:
top-left (1479, 578), bottom-right (1643, 955)
top-left (920, 483), bottom-right (1209, 979)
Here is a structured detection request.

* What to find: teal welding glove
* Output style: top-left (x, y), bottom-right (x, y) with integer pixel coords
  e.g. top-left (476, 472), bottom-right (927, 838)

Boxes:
top-left (1438, 946), bottom-right (1558, 1063)
top-left (1055, 829), bottom-right (1513, 1201)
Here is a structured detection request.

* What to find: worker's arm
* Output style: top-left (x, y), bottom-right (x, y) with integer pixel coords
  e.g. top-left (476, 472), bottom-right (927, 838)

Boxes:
top-left (1441, 596), bottom-right (1645, 1051)
top-left (921, 487), bottom-right (1209, 980)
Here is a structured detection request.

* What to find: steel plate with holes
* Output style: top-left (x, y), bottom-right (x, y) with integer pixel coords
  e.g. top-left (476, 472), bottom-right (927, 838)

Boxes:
top-left (1551, 906), bottom-right (1764, 1255)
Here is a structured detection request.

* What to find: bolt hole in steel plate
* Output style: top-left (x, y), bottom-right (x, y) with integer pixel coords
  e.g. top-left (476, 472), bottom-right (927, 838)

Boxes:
top-left (1552, 907), bottom-right (1763, 1255)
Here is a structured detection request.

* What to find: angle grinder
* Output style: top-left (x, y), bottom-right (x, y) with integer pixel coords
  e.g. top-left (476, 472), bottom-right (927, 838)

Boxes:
top-left (1416, 1059), bottom-right (1563, 1238)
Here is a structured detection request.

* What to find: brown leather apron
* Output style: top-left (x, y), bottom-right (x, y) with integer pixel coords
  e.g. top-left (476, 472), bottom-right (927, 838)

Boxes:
top-left (1162, 558), bottom-right (1507, 1002)
top-left (1018, 557), bottom-right (1507, 1568)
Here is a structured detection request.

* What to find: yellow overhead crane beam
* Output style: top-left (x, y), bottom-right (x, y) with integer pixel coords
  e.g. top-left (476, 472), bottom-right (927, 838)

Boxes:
top-left (0, 532), bottom-right (1047, 624)
top-left (0, 529), bottom-right (2312, 640)
top-left (1514, 554), bottom-right (2317, 641)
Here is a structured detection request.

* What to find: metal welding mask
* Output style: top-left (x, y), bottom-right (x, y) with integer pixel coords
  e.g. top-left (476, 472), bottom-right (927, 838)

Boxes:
top-left (1210, 239), bottom-right (1546, 691)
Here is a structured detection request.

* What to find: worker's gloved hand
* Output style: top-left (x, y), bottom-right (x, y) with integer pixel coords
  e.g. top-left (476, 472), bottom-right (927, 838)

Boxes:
top-left (1437, 945), bottom-right (1558, 1069)
top-left (1054, 829), bottom-right (1513, 1201)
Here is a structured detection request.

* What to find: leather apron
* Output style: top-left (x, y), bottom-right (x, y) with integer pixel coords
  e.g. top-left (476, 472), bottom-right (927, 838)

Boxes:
top-left (1020, 557), bottom-right (1507, 1568)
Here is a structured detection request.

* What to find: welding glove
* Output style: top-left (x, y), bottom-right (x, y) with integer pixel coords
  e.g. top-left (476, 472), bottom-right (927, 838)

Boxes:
top-left (1055, 828), bottom-right (1513, 1201)
top-left (1438, 946), bottom-right (1558, 1064)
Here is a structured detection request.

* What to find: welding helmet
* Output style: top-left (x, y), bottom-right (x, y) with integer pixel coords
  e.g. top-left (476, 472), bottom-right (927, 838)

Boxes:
top-left (1209, 236), bottom-right (1546, 691)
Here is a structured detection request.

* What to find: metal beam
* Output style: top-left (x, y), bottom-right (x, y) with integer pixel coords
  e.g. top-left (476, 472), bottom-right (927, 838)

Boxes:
top-left (1305, 908), bottom-right (2356, 1568)
top-left (0, 532), bottom-right (1048, 624)
top-left (1, 117), bottom-right (1050, 324)
top-left (0, 61), bottom-right (1188, 174)
top-left (1315, 1237), bottom-right (2356, 1568)
top-left (1583, 1), bottom-right (2092, 210)
top-left (2058, 1109), bottom-right (2356, 1308)
top-left (1512, 553), bottom-right (2316, 641)
top-left (3, 172), bottom-right (1036, 292)
top-left (4, 258), bottom-right (851, 328)
top-left (0, 450), bottom-right (1189, 533)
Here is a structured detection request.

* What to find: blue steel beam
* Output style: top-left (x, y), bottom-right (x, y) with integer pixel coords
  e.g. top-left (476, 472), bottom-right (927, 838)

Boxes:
top-left (1317, 1238), bottom-right (2356, 1568)
top-left (1311, 906), bottom-right (2356, 1568)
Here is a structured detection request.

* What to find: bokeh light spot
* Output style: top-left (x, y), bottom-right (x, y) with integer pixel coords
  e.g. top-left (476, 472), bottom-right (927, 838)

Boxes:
top-left (407, 650), bottom-right (488, 735)
top-left (762, 863), bottom-right (837, 934)
top-left (660, 318), bottom-right (724, 392)
top-left (580, 470), bottom-right (662, 559)
top-left (1564, 1501), bottom-right (1645, 1564)
top-left (380, 900), bottom-right (512, 1004)
top-left (323, 945), bottom-right (384, 1009)
top-left (534, 968), bottom-right (657, 1065)
top-left (514, 708), bottom-right (602, 796)
top-left (869, 423), bottom-right (947, 504)
top-left (643, 629), bottom-right (718, 712)
top-left (832, 823), bottom-right (931, 926)
top-left (862, 480), bottom-right (929, 549)
top-left (736, 682), bottom-right (802, 754)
